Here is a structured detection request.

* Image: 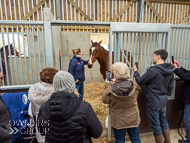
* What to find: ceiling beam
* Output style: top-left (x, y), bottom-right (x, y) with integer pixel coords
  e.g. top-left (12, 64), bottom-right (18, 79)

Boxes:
top-left (22, 0), bottom-right (48, 20)
top-left (110, 0), bottom-right (137, 22)
top-left (67, 0), bottom-right (93, 21)
top-left (145, 0), bottom-right (166, 23)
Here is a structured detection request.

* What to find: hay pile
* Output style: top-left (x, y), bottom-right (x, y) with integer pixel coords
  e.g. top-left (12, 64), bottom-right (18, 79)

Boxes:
top-left (83, 82), bottom-right (108, 122)
top-left (83, 82), bottom-right (111, 142)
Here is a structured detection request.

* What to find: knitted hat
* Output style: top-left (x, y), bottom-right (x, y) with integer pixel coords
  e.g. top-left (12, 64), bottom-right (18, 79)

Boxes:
top-left (53, 71), bottom-right (75, 93)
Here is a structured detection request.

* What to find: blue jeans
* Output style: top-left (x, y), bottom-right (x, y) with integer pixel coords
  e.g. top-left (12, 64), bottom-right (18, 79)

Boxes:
top-left (146, 106), bottom-right (169, 135)
top-left (184, 103), bottom-right (190, 143)
top-left (112, 125), bottom-right (141, 143)
top-left (76, 82), bottom-right (84, 100)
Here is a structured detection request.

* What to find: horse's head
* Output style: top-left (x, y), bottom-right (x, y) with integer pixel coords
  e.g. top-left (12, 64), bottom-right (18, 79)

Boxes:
top-left (88, 40), bottom-right (102, 68)
top-left (10, 44), bottom-right (19, 57)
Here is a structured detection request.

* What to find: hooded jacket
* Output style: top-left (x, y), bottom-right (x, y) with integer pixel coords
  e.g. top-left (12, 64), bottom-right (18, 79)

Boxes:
top-left (0, 95), bottom-right (13, 143)
top-left (102, 80), bottom-right (141, 129)
top-left (134, 63), bottom-right (174, 108)
top-left (28, 82), bottom-right (54, 143)
top-left (68, 55), bottom-right (89, 82)
top-left (37, 92), bottom-right (103, 143)
top-left (174, 67), bottom-right (190, 104)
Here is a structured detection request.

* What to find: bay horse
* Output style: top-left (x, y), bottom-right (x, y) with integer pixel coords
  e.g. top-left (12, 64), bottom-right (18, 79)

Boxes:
top-left (88, 40), bottom-right (133, 79)
top-left (0, 44), bottom-right (19, 76)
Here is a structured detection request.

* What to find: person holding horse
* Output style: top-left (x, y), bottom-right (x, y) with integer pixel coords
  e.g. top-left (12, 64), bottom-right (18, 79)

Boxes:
top-left (68, 48), bottom-right (89, 100)
top-left (170, 60), bottom-right (190, 143)
top-left (102, 62), bottom-right (141, 143)
top-left (133, 49), bottom-right (174, 143)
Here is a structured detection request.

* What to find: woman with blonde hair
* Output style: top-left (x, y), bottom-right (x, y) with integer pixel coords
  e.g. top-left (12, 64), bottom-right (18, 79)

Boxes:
top-left (28, 67), bottom-right (58, 143)
top-left (68, 48), bottom-right (89, 100)
top-left (102, 62), bottom-right (141, 143)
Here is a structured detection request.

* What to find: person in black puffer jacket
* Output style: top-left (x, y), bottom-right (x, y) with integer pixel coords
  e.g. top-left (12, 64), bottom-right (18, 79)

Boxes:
top-left (68, 48), bottom-right (89, 100)
top-left (170, 60), bottom-right (190, 143)
top-left (37, 71), bottom-right (103, 143)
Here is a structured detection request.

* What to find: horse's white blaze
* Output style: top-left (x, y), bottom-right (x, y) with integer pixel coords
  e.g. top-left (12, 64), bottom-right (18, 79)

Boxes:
top-left (89, 47), bottom-right (95, 64)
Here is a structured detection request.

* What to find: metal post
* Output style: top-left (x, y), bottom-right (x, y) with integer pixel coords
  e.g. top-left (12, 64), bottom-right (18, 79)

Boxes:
top-left (56, 0), bottom-right (61, 20)
top-left (137, 0), bottom-right (145, 23)
top-left (44, 21), bottom-right (54, 67)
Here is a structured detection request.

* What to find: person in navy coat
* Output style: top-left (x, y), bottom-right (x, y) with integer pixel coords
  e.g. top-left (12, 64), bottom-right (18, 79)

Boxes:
top-left (68, 48), bottom-right (89, 100)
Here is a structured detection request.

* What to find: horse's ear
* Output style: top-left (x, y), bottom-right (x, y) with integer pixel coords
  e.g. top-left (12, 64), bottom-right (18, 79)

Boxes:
top-left (91, 40), bottom-right (94, 44)
top-left (99, 40), bottom-right (102, 44)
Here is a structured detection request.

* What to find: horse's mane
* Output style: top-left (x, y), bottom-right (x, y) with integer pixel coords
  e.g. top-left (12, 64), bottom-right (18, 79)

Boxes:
top-left (0, 44), bottom-right (13, 50)
top-left (92, 42), bottom-right (109, 52)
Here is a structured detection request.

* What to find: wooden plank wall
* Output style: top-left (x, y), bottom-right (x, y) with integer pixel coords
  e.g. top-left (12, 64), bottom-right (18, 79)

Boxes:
top-left (0, 0), bottom-right (190, 33)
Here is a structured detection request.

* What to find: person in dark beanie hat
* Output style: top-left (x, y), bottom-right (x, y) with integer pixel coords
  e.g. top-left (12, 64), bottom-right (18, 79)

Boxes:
top-left (37, 71), bottom-right (103, 143)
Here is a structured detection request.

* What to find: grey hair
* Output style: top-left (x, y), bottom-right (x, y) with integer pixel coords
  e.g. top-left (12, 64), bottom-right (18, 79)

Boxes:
top-left (111, 62), bottom-right (129, 80)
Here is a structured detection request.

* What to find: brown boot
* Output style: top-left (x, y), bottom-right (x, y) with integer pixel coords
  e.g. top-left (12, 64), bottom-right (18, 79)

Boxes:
top-left (154, 134), bottom-right (164, 143)
top-left (162, 128), bottom-right (171, 143)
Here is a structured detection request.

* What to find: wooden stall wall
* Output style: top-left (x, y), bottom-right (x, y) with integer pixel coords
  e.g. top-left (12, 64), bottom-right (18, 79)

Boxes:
top-left (1, 0), bottom-right (190, 33)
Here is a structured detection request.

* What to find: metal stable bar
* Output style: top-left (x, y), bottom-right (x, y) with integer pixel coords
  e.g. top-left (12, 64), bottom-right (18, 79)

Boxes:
top-left (165, 32), bottom-right (169, 63)
top-left (171, 25), bottom-right (190, 29)
top-left (44, 21), bottom-right (54, 67)
top-left (37, 26), bottom-right (42, 72)
top-left (17, 25), bottom-right (24, 85)
top-left (42, 26), bottom-right (46, 67)
top-left (27, 26), bottom-right (33, 84)
top-left (174, 28), bottom-right (178, 64)
top-left (126, 33), bottom-right (128, 59)
top-left (140, 33), bottom-right (143, 75)
top-left (109, 29), bottom-right (112, 71)
top-left (110, 23), bottom-right (171, 33)
top-left (117, 33), bottom-right (121, 63)
top-left (177, 29), bottom-right (181, 63)
top-left (32, 25), bottom-right (38, 83)
top-left (137, 33), bottom-right (140, 67)
top-left (147, 33), bottom-right (150, 66)
top-left (155, 33), bottom-right (158, 51)
top-left (158, 33), bottom-right (161, 49)
top-left (22, 25), bottom-right (29, 84)
top-left (180, 29), bottom-right (184, 66)
top-left (170, 29), bottom-right (174, 58)
top-left (0, 26), bottom-right (5, 86)
top-left (186, 30), bottom-right (190, 69)
top-left (183, 29), bottom-right (187, 68)
top-left (1, 25), bottom-right (9, 85)
top-left (143, 34), bottom-right (147, 73)
top-left (114, 33), bottom-right (117, 63)
top-left (12, 25), bottom-right (19, 85)
top-left (122, 33), bottom-right (124, 63)
top-left (51, 20), bottom-right (110, 26)
top-left (133, 33), bottom-right (137, 68)
top-left (129, 33), bottom-right (132, 77)
top-left (6, 25), bottom-right (14, 85)
top-left (0, 20), bottom-right (44, 25)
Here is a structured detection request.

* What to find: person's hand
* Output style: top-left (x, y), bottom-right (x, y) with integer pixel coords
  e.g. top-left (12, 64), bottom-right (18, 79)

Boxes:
top-left (105, 78), bottom-right (109, 83)
top-left (133, 65), bottom-right (137, 72)
top-left (170, 60), bottom-right (177, 68)
top-left (111, 78), bottom-right (115, 83)
top-left (175, 61), bottom-right (181, 68)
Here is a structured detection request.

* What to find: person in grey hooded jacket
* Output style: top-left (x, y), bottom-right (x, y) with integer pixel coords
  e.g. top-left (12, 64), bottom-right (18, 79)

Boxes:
top-left (133, 49), bottom-right (174, 143)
